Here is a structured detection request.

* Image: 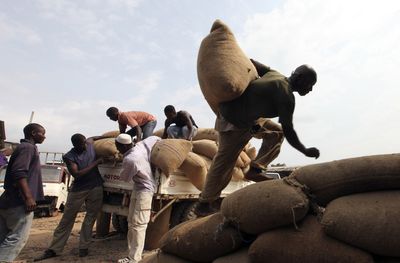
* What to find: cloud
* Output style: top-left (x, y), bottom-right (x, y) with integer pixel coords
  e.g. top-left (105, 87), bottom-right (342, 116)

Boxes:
top-left (239, 0), bottom-right (400, 164)
top-left (0, 15), bottom-right (42, 44)
top-left (59, 46), bottom-right (87, 60)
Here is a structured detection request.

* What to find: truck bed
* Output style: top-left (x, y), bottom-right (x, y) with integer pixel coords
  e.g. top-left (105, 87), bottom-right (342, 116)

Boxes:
top-left (98, 163), bottom-right (253, 199)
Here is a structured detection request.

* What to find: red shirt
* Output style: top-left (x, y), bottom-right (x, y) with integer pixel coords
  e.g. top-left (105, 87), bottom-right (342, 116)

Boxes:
top-left (118, 111), bottom-right (156, 131)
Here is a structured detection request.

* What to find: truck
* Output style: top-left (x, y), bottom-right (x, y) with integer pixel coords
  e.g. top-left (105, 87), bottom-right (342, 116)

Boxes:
top-left (96, 163), bottom-right (282, 249)
top-left (0, 152), bottom-right (73, 217)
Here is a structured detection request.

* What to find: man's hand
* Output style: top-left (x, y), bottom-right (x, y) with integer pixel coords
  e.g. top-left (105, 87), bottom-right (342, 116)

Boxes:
top-left (25, 197), bottom-right (37, 212)
top-left (304, 147), bottom-right (320, 159)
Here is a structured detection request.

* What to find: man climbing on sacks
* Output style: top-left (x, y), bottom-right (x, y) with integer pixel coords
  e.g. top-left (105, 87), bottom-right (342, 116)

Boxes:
top-left (162, 105), bottom-right (198, 140)
top-left (194, 59), bottom-right (320, 216)
top-left (114, 134), bottom-right (161, 263)
top-left (106, 107), bottom-right (157, 142)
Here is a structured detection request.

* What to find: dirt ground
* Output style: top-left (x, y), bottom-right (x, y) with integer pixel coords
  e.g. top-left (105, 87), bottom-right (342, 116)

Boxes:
top-left (16, 212), bottom-right (153, 263)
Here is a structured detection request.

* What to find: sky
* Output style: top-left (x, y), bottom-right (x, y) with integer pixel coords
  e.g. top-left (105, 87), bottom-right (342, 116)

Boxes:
top-left (1, 0), bottom-right (399, 166)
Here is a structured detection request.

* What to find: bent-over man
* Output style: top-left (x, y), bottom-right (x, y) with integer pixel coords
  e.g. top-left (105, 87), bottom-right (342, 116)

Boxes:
top-left (115, 134), bottom-right (161, 263)
top-left (35, 134), bottom-right (103, 260)
top-left (195, 60), bottom-right (320, 216)
top-left (162, 105), bottom-right (198, 140)
top-left (106, 107), bottom-right (157, 141)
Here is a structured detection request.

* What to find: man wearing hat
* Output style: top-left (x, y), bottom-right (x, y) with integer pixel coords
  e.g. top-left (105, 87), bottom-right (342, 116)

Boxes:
top-left (115, 134), bottom-right (161, 263)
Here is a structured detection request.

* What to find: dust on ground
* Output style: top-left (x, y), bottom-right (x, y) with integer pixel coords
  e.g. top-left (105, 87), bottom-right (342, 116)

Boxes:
top-left (16, 212), bottom-right (153, 263)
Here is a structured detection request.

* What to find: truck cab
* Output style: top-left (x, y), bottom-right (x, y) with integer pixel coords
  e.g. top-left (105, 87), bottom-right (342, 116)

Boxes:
top-left (0, 152), bottom-right (73, 217)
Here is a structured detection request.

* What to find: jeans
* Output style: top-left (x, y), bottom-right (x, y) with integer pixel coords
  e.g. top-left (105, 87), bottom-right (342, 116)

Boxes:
top-left (127, 191), bottom-right (153, 262)
top-left (48, 186), bottom-right (103, 254)
top-left (0, 205), bottom-right (34, 262)
top-left (126, 120), bottom-right (157, 140)
top-left (166, 125), bottom-right (198, 140)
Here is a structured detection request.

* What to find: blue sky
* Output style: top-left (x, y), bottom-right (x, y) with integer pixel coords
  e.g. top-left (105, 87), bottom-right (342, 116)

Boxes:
top-left (1, 0), bottom-right (399, 166)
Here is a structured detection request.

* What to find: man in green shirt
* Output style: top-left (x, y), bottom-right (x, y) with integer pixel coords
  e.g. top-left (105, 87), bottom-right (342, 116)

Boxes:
top-left (195, 60), bottom-right (320, 216)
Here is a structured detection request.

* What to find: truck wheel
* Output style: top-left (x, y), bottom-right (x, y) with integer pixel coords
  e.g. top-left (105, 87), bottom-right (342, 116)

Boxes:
top-left (170, 201), bottom-right (198, 229)
top-left (112, 214), bottom-right (128, 234)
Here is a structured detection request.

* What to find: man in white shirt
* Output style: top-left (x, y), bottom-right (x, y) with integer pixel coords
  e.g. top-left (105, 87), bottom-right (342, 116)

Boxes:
top-left (115, 134), bottom-right (161, 263)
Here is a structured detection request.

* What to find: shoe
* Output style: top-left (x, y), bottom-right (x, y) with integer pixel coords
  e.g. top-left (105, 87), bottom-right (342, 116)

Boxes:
top-left (193, 202), bottom-right (218, 217)
top-left (79, 248), bottom-right (88, 257)
top-left (245, 167), bottom-right (274, 182)
top-left (34, 249), bottom-right (57, 261)
top-left (117, 257), bottom-right (135, 263)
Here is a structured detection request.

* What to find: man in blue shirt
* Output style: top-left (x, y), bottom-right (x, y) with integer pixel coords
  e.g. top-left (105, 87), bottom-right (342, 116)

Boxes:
top-left (35, 133), bottom-right (104, 261)
top-left (0, 123), bottom-right (46, 262)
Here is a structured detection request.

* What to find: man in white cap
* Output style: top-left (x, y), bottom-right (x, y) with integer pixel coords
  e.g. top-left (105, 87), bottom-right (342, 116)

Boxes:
top-left (115, 134), bottom-right (161, 263)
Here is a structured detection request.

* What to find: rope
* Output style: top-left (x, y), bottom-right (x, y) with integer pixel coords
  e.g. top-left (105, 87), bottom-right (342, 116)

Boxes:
top-left (283, 177), bottom-right (325, 223)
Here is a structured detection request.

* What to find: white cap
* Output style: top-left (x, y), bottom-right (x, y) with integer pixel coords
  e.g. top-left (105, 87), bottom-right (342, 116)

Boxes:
top-left (115, 134), bottom-right (132, 145)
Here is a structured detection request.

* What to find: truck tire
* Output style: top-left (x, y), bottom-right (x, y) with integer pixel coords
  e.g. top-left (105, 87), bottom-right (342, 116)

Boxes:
top-left (112, 214), bottom-right (128, 234)
top-left (170, 201), bottom-right (198, 229)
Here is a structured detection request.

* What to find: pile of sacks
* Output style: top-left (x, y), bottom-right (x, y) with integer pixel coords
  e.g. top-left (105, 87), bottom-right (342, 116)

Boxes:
top-left (92, 128), bottom-right (256, 189)
top-left (151, 128), bottom-right (257, 190)
top-left (140, 153), bottom-right (400, 263)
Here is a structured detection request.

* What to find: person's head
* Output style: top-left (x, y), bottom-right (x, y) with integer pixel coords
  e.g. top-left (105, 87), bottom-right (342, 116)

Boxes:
top-left (289, 65), bottom-right (317, 96)
top-left (106, 107), bottom-right (119, 121)
top-left (23, 123), bottom-right (46, 144)
top-left (115, 134), bottom-right (133, 154)
top-left (71, 133), bottom-right (87, 153)
top-left (164, 105), bottom-right (177, 119)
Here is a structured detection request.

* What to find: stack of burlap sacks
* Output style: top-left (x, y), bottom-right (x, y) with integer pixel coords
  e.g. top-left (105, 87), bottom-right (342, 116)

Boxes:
top-left (152, 128), bottom-right (256, 190)
top-left (138, 19), bottom-right (400, 263)
top-left (140, 153), bottom-right (400, 263)
top-left (92, 128), bottom-right (256, 189)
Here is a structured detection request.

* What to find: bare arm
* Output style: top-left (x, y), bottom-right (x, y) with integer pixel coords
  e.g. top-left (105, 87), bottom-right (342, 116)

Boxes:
top-left (17, 178), bottom-right (36, 212)
top-left (64, 158), bottom-right (103, 179)
top-left (135, 125), bottom-right (142, 141)
top-left (250, 59), bottom-right (271, 77)
top-left (181, 113), bottom-right (194, 140)
top-left (282, 124), bottom-right (319, 158)
top-left (162, 119), bottom-right (171, 139)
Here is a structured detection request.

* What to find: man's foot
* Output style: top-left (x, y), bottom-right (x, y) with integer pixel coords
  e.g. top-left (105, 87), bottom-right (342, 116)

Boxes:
top-left (193, 202), bottom-right (218, 217)
top-left (33, 249), bottom-right (57, 261)
top-left (117, 257), bottom-right (135, 263)
top-left (245, 167), bottom-right (274, 182)
top-left (79, 248), bottom-right (89, 257)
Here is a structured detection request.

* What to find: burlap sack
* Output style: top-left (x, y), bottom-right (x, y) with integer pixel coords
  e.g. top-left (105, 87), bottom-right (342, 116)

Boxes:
top-left (93, 138), bottom-right (121, 160)
top-left (202, 155), bottom-right (213, 170)
top-left (230, 167), bottom-right (245, 182)
top-left (101, 130), bottom-right (120, 138)
top-left (197, 20), bottom-right (258, 114)
top-left (192, 139), bottom-right (218, 159)
top-left (140, 250), bottom-right (191, 263)
top-left (151, 139), bottom-right (192, 176)
top-left (289, 154), bottom-right (400, 206)
top-left (192, 128), bottom-right (219, 141)
top-left (221, 180), bottom-right (309, 235)
top-left (245, 147), bottom-right (257, 160)
top-left (249, 216), bottom-right (374, 263)
top-left (152, 128), bottom-right (164, 138)
top-left (321, 191), bottom-right (400, 257)
top-left (212, 248), bottom-right (250, 263)
top-left (159, 213), bottom-right (243, 263)
top-left (179, 152), bottom-right (208, 190)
